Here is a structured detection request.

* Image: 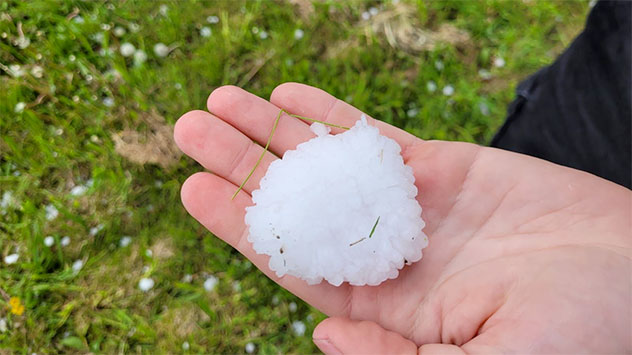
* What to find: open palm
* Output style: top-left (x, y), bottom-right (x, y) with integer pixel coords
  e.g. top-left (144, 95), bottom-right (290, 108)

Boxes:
top-left (174, 83), bottom-right (631, 354)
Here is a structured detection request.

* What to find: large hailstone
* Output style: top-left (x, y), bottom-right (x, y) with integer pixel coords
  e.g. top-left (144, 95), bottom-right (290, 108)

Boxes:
top-left (245, 115), bottom-right (427, 286)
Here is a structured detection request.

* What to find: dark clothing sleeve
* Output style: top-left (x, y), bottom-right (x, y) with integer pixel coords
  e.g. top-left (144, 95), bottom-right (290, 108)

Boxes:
top-left (491, 0), bottom-right (631, 189)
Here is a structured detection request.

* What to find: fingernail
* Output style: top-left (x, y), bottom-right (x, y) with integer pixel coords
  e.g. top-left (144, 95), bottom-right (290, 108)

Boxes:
top-left (313, 338), bottom-right (342, 355)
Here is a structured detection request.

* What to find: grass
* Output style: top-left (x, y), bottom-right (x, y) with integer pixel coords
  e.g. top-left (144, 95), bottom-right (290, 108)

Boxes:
top-left (0, 0), bottom-right (589, 353)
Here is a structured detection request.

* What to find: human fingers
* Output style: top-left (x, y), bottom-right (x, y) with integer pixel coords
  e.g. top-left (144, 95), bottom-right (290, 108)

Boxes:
top-left (207, 85), bottom-right (315, 157)
top-left (174, 110), bottom-right (277, 194)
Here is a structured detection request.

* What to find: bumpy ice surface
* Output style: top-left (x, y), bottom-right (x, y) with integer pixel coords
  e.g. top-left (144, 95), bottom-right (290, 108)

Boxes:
top-left (245, 115), bottom-right (427, 286)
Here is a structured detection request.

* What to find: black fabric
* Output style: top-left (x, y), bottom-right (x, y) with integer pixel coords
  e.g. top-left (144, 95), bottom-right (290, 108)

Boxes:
top-left (491, 0), bottom-right (631, 189)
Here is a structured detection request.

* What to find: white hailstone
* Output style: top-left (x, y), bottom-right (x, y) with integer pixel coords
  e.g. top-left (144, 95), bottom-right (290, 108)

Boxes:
top-left (14, 102), bottom-right (26, 113)
top-left (493, 57), bottom-right (505, 68)
top-left (271, 295), bottom-right (280, 305)
top-left (8, 64), bottom-right (24, 77)
top-left (245, 342), bottom-right (255, 354)
top-left (245, 115), bottom-right (428, 286)
top-left (369, 7), bottom-right (379, 16)
top-left (0, 318), bottom-right (6, 333)
top-left (1, 32), bottom-right (6, 38)
top-left (154, 180), bottom-right (163, 188)
top-left (16, 36), bottom-right (30, 49)
top-left (426, 80), bottom-right (437, 92)
top-left (1, 191), bottom-right (14, 211)
top-left (361, 11), bottom-right (370, 20)
top-left (61, 236), bottom-right (71, 247)
top-left (310, 122), bottom-right (331, 137)
top-left (159, 4), bottom-right (168, 16)
top-left (182, 341), bottom-right (190, 350)
top-left (207, 15), bottom-right (220, 24)
top-left (55, 127), bottom-right (63, 136)
top-left (142, 265), bottom-right (150, 273)
top-left (145, 249), bottom-right (153, 257)
top-left (72, 95), bottom-right (80, 102)
top-left (479, 102), bottom-right (490, 116)
top-left (259, 31), bottom-right (268, 39)
top-left (203, 276), bottom-right (218, 291)
top-left (306, 314), bottom-right (314, 322)
top-left (128, 23), bottom-right (140, 33)
top-left (69, 54), bottom-right (76, 62)
top-left (200, 26), bottom-right (212, 38)
top-left (30, 65), bottom-right (44, 78)
top-left (294, 29), bottom-right (304, 40)
top-left (93, 32), bottom-right (105, 43)
top-left (85, 74), bottom-right (93, 82)
top-left (73, 16), bottom-right (84, 24)
top-left (174, 83), bottom-right (182, 90)
top-left (4, 254), bottom-right (19, 264)
top-left (70, 185), bottom-right (88, 196)
top-left (103, 97), bottom-right (114, 107)
top-left (182, 274), bottom-right (192, 283)
top-left (72, 259), bottom-right (83, 272)
top-left (45, 204), bottom-right (58, 220)
top-left (89, 224), bottom-right (104, 236)
top-left (406, 108), bottom-right (419, 118)
top-left (442, 85), bottom-right (454, 96)
top-left (138, 277), bottom-right (155, 291)
top-left (288, 302), bottom-right (297, 312)
top-left (291, 320), bottom-right (306, 336)
top-left (133, 50), bottom-right (147, 65)
top-left (478, 69), bottom-right (492, 80)
top-left (232, 281), bottom-right (241, 292)
top-left (434, 60), bottom-right (444, 71)
top-left (113, 26), bottom-right (126, 37)
top-left (251, 26), bottom-right (259, 34)
top-left (44, 236), bottom-right (55, 247)
top-left (119, 236), bottom-right (132, 247)
top-left (153, 43), bottom-right (169, 57)
top-left (120, 42), bottom-right (135, 57)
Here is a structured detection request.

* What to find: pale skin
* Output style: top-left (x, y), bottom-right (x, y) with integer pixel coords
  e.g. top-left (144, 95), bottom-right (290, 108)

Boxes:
top-left (174, 83), bottom-right (632, 354)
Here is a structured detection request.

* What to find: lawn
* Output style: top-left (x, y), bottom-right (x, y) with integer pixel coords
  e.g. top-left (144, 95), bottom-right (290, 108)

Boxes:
top-left (0, 0), bottom-right (589, 353)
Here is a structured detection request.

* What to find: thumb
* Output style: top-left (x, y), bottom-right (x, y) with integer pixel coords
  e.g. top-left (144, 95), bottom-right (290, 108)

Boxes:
top-left (312, 317), bottom-right (417, 355)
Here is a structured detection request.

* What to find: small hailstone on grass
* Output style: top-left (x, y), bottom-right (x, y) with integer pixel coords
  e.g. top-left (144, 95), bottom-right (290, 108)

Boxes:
top-left (89, 224), bottom-right (104, 236)
top-left (271, 295), bottom-right (280, 305)
top-left (203, 276), bottom-right (218, 291)
top-left (232, 281), bottom-right (241, 292)
top-left (45, 204), bottom-right (58, 221)
top-left (119, 236), bottom-right (132, 247)
top-left (1, 191), bottom-right (14, 211)
top-left (259, 30), bottom-right (268, 39)
top-left (73, 16), bottom-right (84, 24)
top-left (120, 43), bottom-right (135, 57)
top-left (8, 64), bottom-right (24, 77)
top-left (426, 80), bottom-right (437, 92)
top-left (103, 97), bottom-right (114, 107)
top-left (159, 4), bottom-right (168, 16)
top-left (72, 95), bottom-right (80, 103)
top-left (406, 108), bottom-right (419, 118)
top-left (69, 54), bottom-right (76, 62)
top-left (0, 318), bottom-right (6, 333)
top-left (442, 85), bottom-right (454, 96)
top-left (200, 27), bottom-right (212, 38)
top-left (145, 249), bottom-right (153, 257)
top-left (479, 102), bottom-right (490, 116)
top-left (182, 274), bottom-right (192, 283)
top-left (174, 83), bottom-right (182, 90)
top-left (16, 36), bottom-right (30, 49)
top-left (361, 11), bottom-right (370, 20)
top-left (294, 29), bottom-right (304, 40)
top-left (14, 102), bottom-right (26, 113)
top-left (61, 236), bottom-right (71, 247)
top-left (182, 341), bottom-right (190, 351)
top-left (493, 57), bottom-right (505, 68)
top-left (129, 23), bottom-right (140, 33)
top-left (70, 184), bottom-right (87, 196)
top-left (134, 50), bottom-right (147, 65)
top-left (44, 236), bottom-right (55, 247)
top-left (31, 65), bottom-right (44, 78)
top-left (288, 302), bottom-right (297, 312)
top-left (478, 69), bottom-right (492, 80)
top-left (4, 254), bottom-right (19, 265)
top-left (72, 259), bottom-right (83, 273)
top-left (113, 26), bottom-right (126, 37)
top-left (153, 43), bottom-right (169, 57)
top-left (291, 320), bottom-right (306, 336)
top-left (207, 15), bottom-right (220, 24)
top-left (139, 277), bottom-right (155, 292)
top-left (369, 7), bottom-right (379, 16)
top-left (434, 60), bottom-right (444, 71)
top-left (245, 342), bottom-right (255, 354)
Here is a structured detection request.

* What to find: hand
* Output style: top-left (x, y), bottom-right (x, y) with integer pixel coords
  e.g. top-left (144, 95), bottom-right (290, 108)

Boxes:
top-left (174, 83), bottom-right (631, 354)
